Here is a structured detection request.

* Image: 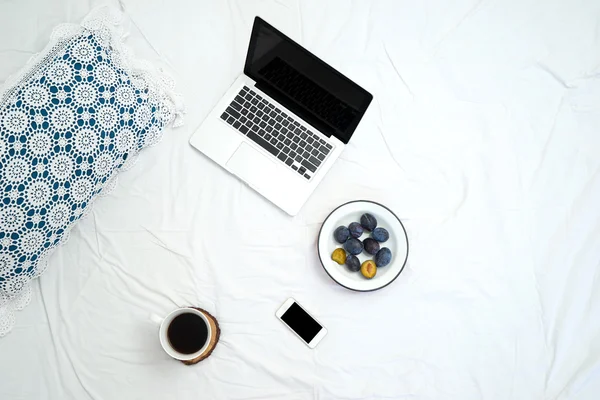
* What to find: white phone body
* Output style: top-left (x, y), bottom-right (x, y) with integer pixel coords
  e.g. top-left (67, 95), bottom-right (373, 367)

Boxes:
top-left (276, 298), bottom-right (327, 348)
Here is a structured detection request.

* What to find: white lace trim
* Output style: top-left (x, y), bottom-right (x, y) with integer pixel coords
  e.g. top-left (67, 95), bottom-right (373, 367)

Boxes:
top-left (0, 6), bottom-right (185, 337)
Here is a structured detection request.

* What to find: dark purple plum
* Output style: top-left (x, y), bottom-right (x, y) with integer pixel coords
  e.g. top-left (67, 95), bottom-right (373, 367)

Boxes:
top-left (363, 238), bottom-right (380, 255)
top-left (372, 227), bottom-right (389, 243)
top-left (360, 213), bottom-right (377, 231)
top-left (375, 247), bottom-right (392, 267)
top-left (348, 222), bottom-right (364, 238)
top-left (333, 226), bottom-right (350, 244)
top-left (344, 237), bottom-right (363, 255)
top-left (345, 255), bottom-right (361, 272)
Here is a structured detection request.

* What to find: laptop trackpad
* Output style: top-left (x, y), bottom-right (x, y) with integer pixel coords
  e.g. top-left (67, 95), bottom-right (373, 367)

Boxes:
top-left (226, 142), bottom-right (277, 190)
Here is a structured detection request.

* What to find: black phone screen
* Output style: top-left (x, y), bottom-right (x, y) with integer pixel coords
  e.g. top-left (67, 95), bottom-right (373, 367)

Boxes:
top-left (280, 302), bottom-right (323, 343)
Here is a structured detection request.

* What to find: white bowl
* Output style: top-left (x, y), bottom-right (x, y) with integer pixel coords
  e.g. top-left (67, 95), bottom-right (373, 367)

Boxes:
top-left (317, 200), bottom-right (409, 291)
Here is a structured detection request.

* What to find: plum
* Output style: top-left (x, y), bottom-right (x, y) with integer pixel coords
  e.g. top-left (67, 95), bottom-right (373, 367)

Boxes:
top-left (344, 237), bottom-right (363, 255)
top-left (375, 247), bottom-right (392, 267)
top-left (345, 255), bottom-right (361, 272)
top-left (372, 227), bottom-right (389, 243)
top-left (331, 248), bottom-right (347, 265)
top-left (348, 222), bottom-right (364, 238)
top-left (333, 226), bottom-right (350, 244)
top-left (361, 260), bottom-right (377, 279)
top-left (363, 238), bottom-right (380, 255)
top-left (360, 213), bottom-right (377, 231)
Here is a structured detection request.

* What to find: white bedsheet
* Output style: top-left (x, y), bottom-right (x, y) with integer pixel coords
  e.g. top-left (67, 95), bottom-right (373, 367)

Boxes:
top-left (1, 0), bottom-right (599, 399)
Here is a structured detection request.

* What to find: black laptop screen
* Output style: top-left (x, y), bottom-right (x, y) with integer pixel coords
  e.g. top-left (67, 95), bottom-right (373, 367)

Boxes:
top-left (244, 17), bottom-right (372, 144)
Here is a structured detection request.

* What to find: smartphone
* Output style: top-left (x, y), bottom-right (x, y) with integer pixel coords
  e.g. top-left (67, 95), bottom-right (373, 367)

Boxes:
top-left (276, 298), bottom-right (327, 348)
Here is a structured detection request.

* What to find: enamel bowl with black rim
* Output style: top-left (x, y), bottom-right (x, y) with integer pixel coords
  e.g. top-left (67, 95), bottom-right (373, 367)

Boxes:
top-left (317, 200), bottom-right (409, 292)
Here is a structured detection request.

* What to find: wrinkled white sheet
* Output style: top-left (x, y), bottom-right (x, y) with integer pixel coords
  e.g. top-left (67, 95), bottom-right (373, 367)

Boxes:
top-left (1, 0), bottom-right (599, 399)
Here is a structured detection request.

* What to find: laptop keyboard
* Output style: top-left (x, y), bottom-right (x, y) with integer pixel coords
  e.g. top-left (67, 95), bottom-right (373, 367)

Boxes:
top-left (220, 86), bottom-right (333, 180)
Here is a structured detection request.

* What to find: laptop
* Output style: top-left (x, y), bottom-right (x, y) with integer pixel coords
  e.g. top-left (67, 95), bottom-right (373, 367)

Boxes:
top-left (190, 17), bottom-right (372, 216)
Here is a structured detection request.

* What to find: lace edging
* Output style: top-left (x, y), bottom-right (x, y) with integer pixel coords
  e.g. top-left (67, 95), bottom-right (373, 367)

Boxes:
top-left (0, 5), bottom-right (185, 337)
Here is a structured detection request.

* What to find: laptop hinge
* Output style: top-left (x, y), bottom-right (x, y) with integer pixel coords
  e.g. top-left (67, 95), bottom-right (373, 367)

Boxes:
top-left (254, 81), bottom-right (333, 139)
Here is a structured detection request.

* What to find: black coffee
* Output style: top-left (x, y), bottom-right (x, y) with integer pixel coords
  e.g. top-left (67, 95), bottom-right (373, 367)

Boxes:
top-left (167, 313), bottom-right (208, 354)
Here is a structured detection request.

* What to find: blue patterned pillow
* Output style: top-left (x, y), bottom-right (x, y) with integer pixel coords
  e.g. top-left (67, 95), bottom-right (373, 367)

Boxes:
top-left (0, 7), bottom-right (183, 335)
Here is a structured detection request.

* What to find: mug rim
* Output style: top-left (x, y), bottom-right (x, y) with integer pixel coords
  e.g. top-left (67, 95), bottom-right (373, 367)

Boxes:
top-left (159, 307), bottom-right (212, 361)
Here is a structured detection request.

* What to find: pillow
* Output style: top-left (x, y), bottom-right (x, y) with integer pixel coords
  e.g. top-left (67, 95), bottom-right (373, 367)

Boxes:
top-left (0, 7), bottom-right (183, 336)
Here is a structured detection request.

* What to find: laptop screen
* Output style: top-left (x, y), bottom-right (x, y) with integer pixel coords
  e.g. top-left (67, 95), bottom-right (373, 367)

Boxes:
top-left (244, 17), bottom-right (372, 144)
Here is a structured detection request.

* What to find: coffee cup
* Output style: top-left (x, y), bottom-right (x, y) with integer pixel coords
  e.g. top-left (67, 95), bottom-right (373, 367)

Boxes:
top-left (151, 307), bottom-right (213, 362)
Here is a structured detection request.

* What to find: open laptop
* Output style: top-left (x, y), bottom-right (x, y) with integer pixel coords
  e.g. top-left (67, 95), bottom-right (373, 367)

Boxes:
top-left (190, 17), bottom-right (372, 216)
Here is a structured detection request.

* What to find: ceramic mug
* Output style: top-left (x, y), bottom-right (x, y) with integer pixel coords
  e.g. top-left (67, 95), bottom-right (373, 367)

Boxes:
top-left (151, 307), bottom-right (212, 361)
